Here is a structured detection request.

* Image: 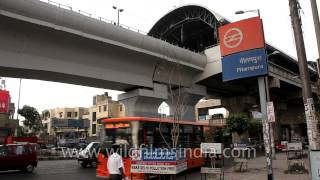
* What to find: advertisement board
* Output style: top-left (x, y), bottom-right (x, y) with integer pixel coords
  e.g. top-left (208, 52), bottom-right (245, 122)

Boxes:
top-left (130, 149), bottom-right (187, 174)
top-left (287, 142), bottom-right (302, 151)
top-left (200, 143), bottom-right (222, 154)
top-left (267, 101), bottom-right (276, 123)
top-left (222, 48), bottom-right (267, 81)
top-left (219, 17), bottom-right (265, 57)
top-left (0, 90), bottom-right (9, 113)
top-left (131, 160), bottom-right (187, 174)
top-left (135, 148), bottom-right (186, 161)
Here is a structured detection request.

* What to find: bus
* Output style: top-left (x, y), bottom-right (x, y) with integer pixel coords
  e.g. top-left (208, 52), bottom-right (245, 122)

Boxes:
top-left (96, 116), bottom-right (215, 179)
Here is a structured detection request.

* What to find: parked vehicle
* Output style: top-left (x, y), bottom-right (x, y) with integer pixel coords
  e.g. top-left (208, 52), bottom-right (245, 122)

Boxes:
top-left (0, 144), bottom-right (37, 172)
top-left (78, 142), bottom-right (100, 168)
top-left (51, 147), bottom-right (68, 156)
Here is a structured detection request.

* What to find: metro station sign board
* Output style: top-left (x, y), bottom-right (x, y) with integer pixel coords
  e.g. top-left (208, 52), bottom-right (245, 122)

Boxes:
top-left (219, 16), bottom-right (268, 82)
top-left (219, 17), bottom-right (265, 57)
top-left (222, 48), bottom-right (267, 81)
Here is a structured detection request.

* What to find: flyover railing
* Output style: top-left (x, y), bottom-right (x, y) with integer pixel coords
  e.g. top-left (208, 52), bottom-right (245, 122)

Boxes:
top-left (268, 61), bottom-right (318, 92)
top-left (42, 0), bottom-right (148, 35)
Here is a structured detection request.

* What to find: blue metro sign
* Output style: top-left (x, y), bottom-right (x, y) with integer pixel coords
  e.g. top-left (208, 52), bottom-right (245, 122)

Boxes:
top-left (222, 48), bottom-right (268, 82)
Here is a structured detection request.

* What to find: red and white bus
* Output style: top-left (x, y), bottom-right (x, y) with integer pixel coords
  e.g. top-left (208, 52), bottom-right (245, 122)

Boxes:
top-left (96, 116), bottom-right (216, 179)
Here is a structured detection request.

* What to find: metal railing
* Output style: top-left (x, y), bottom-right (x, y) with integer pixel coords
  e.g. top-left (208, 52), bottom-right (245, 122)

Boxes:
top-left (268, 61), bottom-right (301, 84)
top-left (42, 0), bottom-right (148, 35)
top-left (268, 61), bottom-right (318, 91)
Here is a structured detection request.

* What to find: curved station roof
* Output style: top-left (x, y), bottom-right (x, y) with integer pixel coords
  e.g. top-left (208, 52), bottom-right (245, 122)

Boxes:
top-left (148, 5), bottom-right (227, 53)
top-left (148, 5), bottom-right (318, 79)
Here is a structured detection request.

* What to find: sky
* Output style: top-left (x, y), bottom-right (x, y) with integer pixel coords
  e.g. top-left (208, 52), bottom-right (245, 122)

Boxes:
top-left (2, 0), bottom-right (320, 119)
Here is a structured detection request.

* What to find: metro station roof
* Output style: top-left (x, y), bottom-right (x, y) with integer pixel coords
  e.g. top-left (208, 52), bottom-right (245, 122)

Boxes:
top-left (148, 5), bottom-right (226, 53)
top-left (148, 5), bottom-right (318, 78)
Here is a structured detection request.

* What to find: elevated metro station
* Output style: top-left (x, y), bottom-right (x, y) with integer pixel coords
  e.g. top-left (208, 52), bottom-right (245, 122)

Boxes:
top-left (0, 1), bottom-right (319, 143)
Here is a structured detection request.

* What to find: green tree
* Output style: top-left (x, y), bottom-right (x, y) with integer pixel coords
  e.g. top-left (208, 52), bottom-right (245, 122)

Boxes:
top-left (18, 105), bottom-right (43, 136)
top-left (226, 114), bottom-right (250, 135)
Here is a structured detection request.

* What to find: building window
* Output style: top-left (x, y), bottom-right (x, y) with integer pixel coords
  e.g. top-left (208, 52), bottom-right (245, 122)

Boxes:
top-left (120, 105), bottom-right (123, 112)
top-left (67, 112), bottom-right (72, 118)
top-left (92, 112), bottom-right (96, 122)
top-left (74, 112), bottom-right (78, 117)
top-left (103, 105), bottom-right (107, 112)
top-left (99, 106), bottom-right (101, 112)
top-left (92, 124), bottom-right (96, 135)
top-left (59, 112), bottom-right (63, 118)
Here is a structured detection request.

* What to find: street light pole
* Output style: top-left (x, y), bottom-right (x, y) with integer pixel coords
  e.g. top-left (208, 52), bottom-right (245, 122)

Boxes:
top-left (258, 77), bottom-right (273, 180)
top-left (117, 10), bottom-right (120, 26)
top-left (235, 9), bottom-right (274, 180)
top-left (113, 6), bottom-right (124, 26)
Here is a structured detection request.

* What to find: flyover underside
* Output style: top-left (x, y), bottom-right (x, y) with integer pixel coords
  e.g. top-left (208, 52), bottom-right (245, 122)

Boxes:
top-left (0, 66), bottom-right (136, 91)
top-left (200, 73), bottom-right (303, 100)
top-left (0, 15), bottom-right (199, 91)
top-left (0, 15), bottom-right (153, 90)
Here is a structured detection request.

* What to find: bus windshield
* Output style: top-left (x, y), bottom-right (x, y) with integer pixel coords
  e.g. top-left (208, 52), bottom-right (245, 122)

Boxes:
top-left (105, 122), bottom-right (135, 147)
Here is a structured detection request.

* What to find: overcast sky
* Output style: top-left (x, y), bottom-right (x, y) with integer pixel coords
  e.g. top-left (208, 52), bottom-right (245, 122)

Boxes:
top-left (2, 0), bottom-right (320, 117)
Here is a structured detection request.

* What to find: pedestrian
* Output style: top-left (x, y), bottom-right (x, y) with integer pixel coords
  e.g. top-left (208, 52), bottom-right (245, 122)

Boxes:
top-left (107, 144), bottom-right (126, 180)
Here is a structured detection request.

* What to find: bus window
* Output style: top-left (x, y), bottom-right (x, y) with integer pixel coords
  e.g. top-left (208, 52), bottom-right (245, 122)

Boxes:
top-left (179, 125), bottom-right (193, 148)
top-left (105, 122), bottom-right (133, 147)
top-left (138, 122), bottom-right (172, 148)
top-left (104, 121), bottom-right (140, 149)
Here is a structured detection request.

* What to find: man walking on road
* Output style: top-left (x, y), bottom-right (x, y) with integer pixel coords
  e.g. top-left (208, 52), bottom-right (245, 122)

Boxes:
top-left (107, 144), bottom-right (126, 180)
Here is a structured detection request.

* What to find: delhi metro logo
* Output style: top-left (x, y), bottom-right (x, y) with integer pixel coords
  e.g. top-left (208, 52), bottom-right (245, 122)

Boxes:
top-left (223, 28), bottom-right (243, 49)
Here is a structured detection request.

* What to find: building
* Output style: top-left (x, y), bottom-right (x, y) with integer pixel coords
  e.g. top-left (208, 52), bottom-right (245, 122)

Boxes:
top-left (0, 89), bottom-right (18, 144)
top-left (41, 107), bottom-right (90, 146)
top-left (84, 92), bottom-right (125, 138)
top-left (195, 99), bottom-right (228, 126)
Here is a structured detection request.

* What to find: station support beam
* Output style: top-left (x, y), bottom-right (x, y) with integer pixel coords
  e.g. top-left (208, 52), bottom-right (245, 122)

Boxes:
top-left (118, 84), bottom-right (168, 117)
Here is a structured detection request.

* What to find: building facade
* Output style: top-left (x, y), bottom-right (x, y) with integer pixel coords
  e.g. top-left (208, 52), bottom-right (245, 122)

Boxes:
top-left (42, 107), bottom-right (90, 146)
top-left (84, 92), bottom-right (125, 138)
top-left (0, 89), bottom-right (18, 143)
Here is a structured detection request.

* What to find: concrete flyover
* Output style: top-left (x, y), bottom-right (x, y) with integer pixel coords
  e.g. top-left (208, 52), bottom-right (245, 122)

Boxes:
top-left (0, 0), bottom-right (206, 91)
top-left (0, 1), bottom-right (318, 121)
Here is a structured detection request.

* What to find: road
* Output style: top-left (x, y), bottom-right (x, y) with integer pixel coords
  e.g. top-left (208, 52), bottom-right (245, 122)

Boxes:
top-left (0, 160), bottom-right (200, 180)
top-left (0, 153), bottom-right (309, 180)
top-left (0, 160), bottom-right (97, 180)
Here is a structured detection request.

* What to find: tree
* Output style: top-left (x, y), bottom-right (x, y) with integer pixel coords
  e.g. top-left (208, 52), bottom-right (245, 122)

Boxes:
top-left (154, 60), bottom-right (188, 149)
top-left (226, 114), bottom-right (250, 135)
top-left (18, 105), bottom-right (43, 136)
top-left (248, 120), bottom-right (263, 142)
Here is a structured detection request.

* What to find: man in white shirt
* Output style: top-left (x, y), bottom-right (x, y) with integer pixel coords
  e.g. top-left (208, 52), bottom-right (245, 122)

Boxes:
top-left (107, 144), bottom-right (126, 180)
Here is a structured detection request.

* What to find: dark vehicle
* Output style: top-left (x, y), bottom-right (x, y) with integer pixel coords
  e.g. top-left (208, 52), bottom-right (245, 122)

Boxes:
top-left (0, 144), bottom-right (38, 172)
top-left (77, 142), bottom-right (100, 168)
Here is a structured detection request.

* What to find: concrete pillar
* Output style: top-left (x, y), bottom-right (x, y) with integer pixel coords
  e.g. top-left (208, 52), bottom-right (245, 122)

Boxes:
top-left (118, 84), bottom-right (168, 117)
top-left (221, 95), bottom-right (256, 115)
top-left (167, 84), bottom-right (207, 121)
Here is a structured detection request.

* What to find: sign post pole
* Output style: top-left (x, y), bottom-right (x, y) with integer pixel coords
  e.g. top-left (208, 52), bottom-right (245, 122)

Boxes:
top-left (258, 77), bottom-right (274, 180)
